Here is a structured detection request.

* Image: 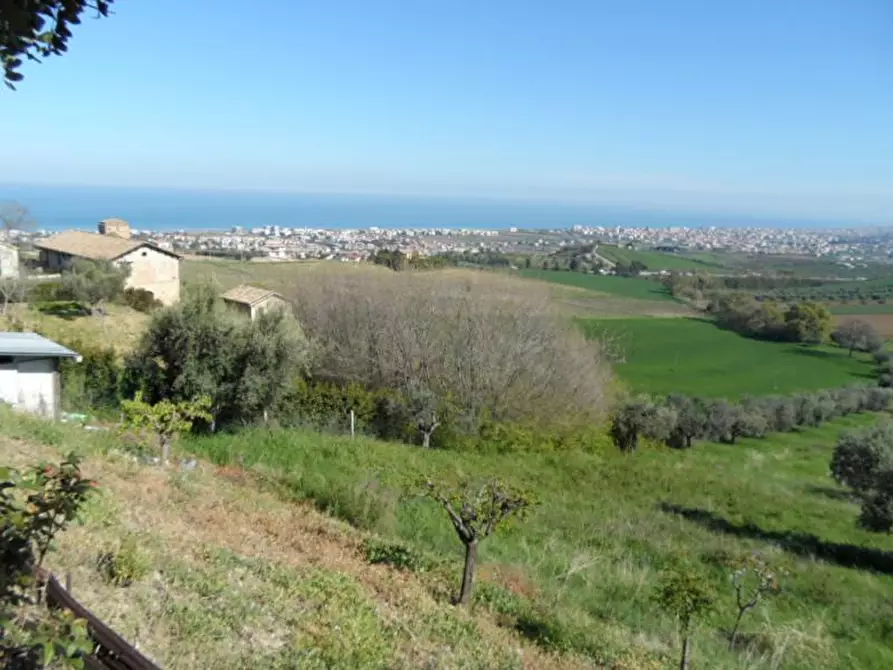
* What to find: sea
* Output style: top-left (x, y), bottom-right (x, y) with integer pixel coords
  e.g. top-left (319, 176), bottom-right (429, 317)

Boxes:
top-left (0, 184), bottom-right (871, 233)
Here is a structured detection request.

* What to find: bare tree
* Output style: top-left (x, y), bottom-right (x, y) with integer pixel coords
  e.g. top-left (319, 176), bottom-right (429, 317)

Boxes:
top-left (289, 269), bottom-right (613, 432)
top-left (832, 319), bottom-right (883, 357)
top-left (0, 275), bottom-right (26, 314)
top-left (0, 202), bottom-right (35, 238)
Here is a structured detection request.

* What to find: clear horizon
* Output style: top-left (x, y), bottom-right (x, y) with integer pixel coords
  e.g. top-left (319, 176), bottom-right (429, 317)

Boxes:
top-left (2, 0), bottom-right (891, 224)
top-left (3, 182), bottom-right (888, 232)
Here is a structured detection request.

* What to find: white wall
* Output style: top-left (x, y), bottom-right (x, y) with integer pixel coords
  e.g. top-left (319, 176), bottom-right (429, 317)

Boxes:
top-left (0, 362), bottom-right (17, 405)
top-left (117, 247), bottom-right (181, 305)
top-left (0, 358), bottom-right (59, 418)
top-left (0, 244), bottom-right (19, 278)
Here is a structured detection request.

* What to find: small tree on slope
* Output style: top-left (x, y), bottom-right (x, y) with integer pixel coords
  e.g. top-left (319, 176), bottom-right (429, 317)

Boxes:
top-left (421, 477), bottom-right (534, 607)
top-left (120, 392), bottom-right (212, 465)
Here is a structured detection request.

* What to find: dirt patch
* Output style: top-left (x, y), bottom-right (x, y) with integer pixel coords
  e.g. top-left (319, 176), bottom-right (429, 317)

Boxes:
top-left (835, 313), bottom-right (893, 338)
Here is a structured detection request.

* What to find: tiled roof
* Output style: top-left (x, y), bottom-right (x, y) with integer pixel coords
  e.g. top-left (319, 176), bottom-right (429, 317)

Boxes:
top-left (220, 284), bottom-right (282, 306)
top-left (34, 231), bottom-right (179, 261)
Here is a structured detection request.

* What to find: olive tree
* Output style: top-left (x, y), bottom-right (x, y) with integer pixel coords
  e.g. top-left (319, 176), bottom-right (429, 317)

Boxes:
top-left (123, 282), bottom-right (313, 429)
top-left (421, 477), bottom-right (534, 606)
top-left (61, 258), bottom-right (128, 315)
top-left (830, 423), bottom-right (893, 532)
top-left (665, 394), bottom-right (707, 449)
top-left (610, 396), bottom-right (676, 452)
top-left (2, 0), bottom-right (116, 88)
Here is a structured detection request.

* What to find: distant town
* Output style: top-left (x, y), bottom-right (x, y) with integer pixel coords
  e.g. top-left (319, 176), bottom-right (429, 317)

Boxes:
top-left (9, 221), bottom-right (893, 268)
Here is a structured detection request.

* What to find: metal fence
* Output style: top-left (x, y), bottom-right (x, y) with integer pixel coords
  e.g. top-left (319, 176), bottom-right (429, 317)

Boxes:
top-left (41, 570), bottom-right (162, 670)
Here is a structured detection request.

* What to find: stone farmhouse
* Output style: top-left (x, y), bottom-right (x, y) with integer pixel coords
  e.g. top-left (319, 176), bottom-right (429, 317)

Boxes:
top-left (34, 219), bottom-right (181, 305)
top-left (221, 284), bottom-right (287, 320)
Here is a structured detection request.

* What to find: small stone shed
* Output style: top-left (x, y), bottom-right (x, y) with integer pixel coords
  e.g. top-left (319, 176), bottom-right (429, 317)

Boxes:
top-left (221, 284), bottom-right (288, 320)
top-left (0, 332), bottom-right (81, 419)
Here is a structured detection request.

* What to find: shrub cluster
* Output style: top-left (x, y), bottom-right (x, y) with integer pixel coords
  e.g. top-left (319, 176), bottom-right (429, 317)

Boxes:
top-left (121, 287), bottom-right (162, 313)
top-left (611, 386), bottom-right (893, 452)
top-left (707, 294), bottom-right (834, 344)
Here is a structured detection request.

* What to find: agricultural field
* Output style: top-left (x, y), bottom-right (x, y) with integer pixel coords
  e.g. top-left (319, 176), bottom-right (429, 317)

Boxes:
top-left (517, 269), bottom-right (677, 301)
top-left (579, 317), bottom-right (876, 398)
top-left (8, 402), bottom-right (891, 670)
top-left (595, 244), bottom-right (727, 272)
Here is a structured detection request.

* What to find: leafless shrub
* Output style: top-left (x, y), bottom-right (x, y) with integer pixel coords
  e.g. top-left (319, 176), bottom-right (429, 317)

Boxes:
top-left (289, 270), bottom-right (612, 429)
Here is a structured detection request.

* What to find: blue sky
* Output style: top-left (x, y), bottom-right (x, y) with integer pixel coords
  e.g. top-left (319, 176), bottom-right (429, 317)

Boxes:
top-left (3, 0), bottom-right (892, 222)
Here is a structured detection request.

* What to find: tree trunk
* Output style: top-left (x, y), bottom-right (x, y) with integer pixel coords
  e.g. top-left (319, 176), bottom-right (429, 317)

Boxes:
top-left (680, 634), bottom-right (691, 670)
top-left (458, 540), bottom-right (478, 607)
top-left (848, 347), bottom-right (854, 358)
top-left (421, 429), bottom-right (432, 448)
top-left (729, 609), bottom-right (745, 651)
top-left (160, 434), bottom-right (171, 466)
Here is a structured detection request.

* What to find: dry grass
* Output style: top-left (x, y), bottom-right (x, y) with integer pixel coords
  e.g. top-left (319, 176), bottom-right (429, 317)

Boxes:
top-left (1, 304), bottom-right (149, 354)
top-left (1, 433), bottom-right (599, 670)
top-left (181, 258), bottom-right (387, 293)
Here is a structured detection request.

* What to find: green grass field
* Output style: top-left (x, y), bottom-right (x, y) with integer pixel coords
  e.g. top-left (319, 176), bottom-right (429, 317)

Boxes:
top-left (595, 245), bottom-right (726, 272)
top-left (579, 317), bottom-right (875, 397)
top-left (174, 413), bottom-right (893, 670)
top-left (518, 269), bottom-right (677, 301)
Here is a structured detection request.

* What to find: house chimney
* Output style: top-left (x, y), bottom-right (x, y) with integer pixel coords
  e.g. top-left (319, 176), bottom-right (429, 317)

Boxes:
top-left (98, 218), bottom-right (131, 240)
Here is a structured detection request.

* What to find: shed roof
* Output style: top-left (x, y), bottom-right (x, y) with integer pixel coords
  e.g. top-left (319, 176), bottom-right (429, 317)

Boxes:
top-left (34, 231), bottom-right (180, 261)
top-left (220, 284), bottom-right (283, 306)
top-left (0, 332), bottom-right (81, 359)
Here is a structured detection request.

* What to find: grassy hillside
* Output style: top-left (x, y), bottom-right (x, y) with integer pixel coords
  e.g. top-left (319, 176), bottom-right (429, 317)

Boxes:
top-left (579, 317), bottom-right (875, 397)
top-left (185, 415), bottom-right (893, 669)
top-left (7, 409), bottom-right (893, 669)
top-left (0, 416), bottom-right (592, 670)
top-left (517, 270), bottom-right (677, 301)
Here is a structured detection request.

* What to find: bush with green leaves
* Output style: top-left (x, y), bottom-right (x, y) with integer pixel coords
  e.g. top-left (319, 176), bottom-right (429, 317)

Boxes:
top-left (58, 339), bottom-right (122, 412)
top-left (831, 422), bottom-right (893, 532)
top-left (60, 259), bottom-right (129, 315)
top-left (120, 392), bottom-right (213, 465)
top-left (121, 287), bottom-right (162, 313)
top-left (97, 534), bottom-right (151, 587)
top-left (653, 562), bottom-right (714, 670)
top-left (123, 282), bottom-right (313, 430)
top-left (361, 538), bottom-right (430, 573)
top-left (0, 454), bottom-right (98, 667)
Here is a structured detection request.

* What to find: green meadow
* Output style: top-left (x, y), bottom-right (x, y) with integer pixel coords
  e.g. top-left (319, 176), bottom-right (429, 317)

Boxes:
top-left (595, 245), bottom-right (726, 272)
top-left (579, 317), bottom-right (875, 398)
top-left (517, 270), bottom-right (677, 301)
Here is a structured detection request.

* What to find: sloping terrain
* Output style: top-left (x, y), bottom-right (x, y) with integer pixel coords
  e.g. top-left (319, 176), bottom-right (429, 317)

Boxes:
top-left (0, 425), bottom-right (597, 670)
